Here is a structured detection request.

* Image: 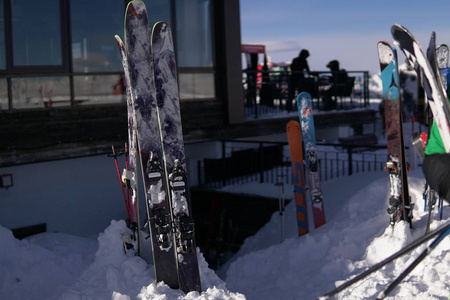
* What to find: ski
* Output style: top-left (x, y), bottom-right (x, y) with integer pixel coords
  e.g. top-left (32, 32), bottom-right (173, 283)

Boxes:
top-left (376, 224), bottom-right (450, 299)
top-left (286, 120), bottom-right (309, 236)
top-left (114, 35), bottom-right (142, 256)
top-left (377, 41), bottom-right (413, 227)
top-left (297, 92), bottom-right (326, 229)
top-left (391, 24), bottom-right (450, 152)
top-left (151, 21), bottom-right (201, 293)
top-left (436, 43), bottom-right (449, 91)
top-left (124, 0), bottom-right (179, 289)
top-left (318, 220), bottom-right (450, 300)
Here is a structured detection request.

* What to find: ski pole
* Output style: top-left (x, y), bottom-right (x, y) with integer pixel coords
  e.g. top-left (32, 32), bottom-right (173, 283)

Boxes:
top-left (377, 226), bottom-right (450, 299)
top-left (276, 178), bottom-right (285, 242)
top-left (318, 221), bottom-right (450, 300)
top-left (123, 143), bottom-right (131, 214)
top-left (108, 145), bottom-right (132, 222)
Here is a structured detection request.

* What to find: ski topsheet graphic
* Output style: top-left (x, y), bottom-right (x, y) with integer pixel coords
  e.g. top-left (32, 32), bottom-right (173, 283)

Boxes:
top-left (152, 21), bottom-right (201, 293)
top-left (124, 0), bottom-right (179, 290)
top-left (436, 43), bottom-right (449, 91)
top-left (114, 35), bottom-right (142, 255)
top-left (391, 24), bottom-right (450, 152)
top-left (297, 92), bottom-right (326, 229)
top-left (119, 1), bottom-right (201, 293)
top-left (286, 120), bottom-right (309, 236)
top-left (377, 41), bottom-right (413, 227)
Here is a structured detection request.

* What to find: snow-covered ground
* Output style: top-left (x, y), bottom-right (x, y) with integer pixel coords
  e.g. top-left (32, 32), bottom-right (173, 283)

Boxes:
top-left (1, 166), bottom-right (448, 299)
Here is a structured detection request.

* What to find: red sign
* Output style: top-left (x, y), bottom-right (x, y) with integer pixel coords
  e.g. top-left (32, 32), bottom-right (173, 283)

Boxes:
top-left (241, 44), bottom-right (265, 54)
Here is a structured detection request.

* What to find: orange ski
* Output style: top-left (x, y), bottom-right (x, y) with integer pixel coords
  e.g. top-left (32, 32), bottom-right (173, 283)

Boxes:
top-left (286, 120), bottom-right (309, 236)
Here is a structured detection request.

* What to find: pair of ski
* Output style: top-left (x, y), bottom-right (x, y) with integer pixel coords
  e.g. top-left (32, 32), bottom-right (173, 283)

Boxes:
top-left (113, 0), bottom-right (201, 294)
top-left (321, 24), bottom-right (450, 300)
top-left (287, 92), bottom-right (326, 236)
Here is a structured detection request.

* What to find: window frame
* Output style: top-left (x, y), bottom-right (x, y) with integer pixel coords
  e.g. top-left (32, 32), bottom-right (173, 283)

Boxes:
top-left (1, 0), bottom-right (70, 75)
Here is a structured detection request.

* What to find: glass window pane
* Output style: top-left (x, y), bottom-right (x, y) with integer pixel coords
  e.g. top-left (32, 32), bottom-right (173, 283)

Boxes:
top-left (144, 0), bottom-right (171, 29)
top-left (176, 0), bottom-right (213, 67)
top-left (0, 78), bottom-right (7, 110)
top-left (71, 0), bottom-right (123, 72)
top-left (179, 72), bottom-right (215, 100)
top-left (0, 0), bottom-right (5, 69)
top-left (12, 77), bottom-right (70, 109)
top-left (74, 74), bottom-right (126, 105)
top-left (12, 0), bottom-right (62, 66)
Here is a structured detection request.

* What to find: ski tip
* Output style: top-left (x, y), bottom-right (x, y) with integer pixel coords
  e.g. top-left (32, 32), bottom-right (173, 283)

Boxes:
top-left (286, 120), bottom-right (300, 130)
top-left (377, 40), bottom-right (390, 46)
top-left (297, 91), bottom-right (312, 100)
top-left (114, 35), bottom-right (123, 45)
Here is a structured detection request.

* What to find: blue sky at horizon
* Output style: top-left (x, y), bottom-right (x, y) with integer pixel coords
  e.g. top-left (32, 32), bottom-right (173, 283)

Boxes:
top-left (240, 0), bottom-right (450, 75)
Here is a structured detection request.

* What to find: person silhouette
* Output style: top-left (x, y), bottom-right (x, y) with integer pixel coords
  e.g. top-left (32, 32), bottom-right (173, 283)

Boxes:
top-left (322, 60), bottom-right (348, 110)
top-left (288, 49), bottom-right (310, 110)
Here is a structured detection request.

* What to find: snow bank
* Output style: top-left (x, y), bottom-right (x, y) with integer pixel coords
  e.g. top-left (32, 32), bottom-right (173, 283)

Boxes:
top-left (0, 170), bottom-right (448, 300)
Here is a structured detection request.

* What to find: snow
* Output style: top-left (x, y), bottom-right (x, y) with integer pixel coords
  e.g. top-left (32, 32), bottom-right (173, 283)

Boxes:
top-left (1, 164), bottom-right (449, 299)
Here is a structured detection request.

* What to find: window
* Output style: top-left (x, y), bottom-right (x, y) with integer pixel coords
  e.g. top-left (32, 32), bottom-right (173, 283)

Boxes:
top-left (73, 74), bottom-right (126, 105)
top-left (11, 76), bottom-right (70, 109)
top-left (0, 78), bottom-right (7, 109)
top-left (12, 0), bottom-right (62, 66)
top-left (0, 0), bottom-right (5, 69)
top-left (176, 0), bottom-right (213, 67)
top-left (71, 0), bottom-right (123, 72)
top-left (179, 73), bottom-right (215, 99)
top-left (145, 0), bottom-right (171, 30)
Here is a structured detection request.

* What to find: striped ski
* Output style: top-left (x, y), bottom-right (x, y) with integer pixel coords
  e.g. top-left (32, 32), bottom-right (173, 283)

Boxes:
top-left (377, 41), bottom-right (413, 227)
top-left (124, 0), bottom-right (179, 289)
top-left (297, 92), bottom-right (326, 229)
top-left (391, 24), bottom-right (450, 152)
top-left (114, 35), bottom-right (142, 255)
top-left (286, 120), bottom-right (309, 236)
top-left (151, 21), bottom-right (201, 293)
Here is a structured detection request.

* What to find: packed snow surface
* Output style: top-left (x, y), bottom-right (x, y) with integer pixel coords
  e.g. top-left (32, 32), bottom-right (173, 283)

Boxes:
top-left (1, 169), bottom-right (449, 299)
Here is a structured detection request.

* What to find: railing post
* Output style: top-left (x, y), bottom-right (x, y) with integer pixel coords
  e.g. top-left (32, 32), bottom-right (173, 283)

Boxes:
top-left (197, 160), bottom-right (202, 185)
top-left (348, 147), bottom-right (353, 176)
top-left (259, 142), bottom-right (264, 183)
top-left (222, 140), bottom-right (227, 187)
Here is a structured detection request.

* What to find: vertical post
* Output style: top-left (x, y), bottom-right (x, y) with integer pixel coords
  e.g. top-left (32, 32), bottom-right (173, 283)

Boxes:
top-left (348, 147), bottom-right (353, 176)
top-left (222, 140), bottom-right (227, 187)
top-left (259, 142), bottom-right (264, 183)
top-left (197, 160), bottom-right (202, 185)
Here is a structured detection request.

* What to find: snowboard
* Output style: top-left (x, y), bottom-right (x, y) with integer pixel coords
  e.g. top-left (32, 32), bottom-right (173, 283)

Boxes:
top-left (377, 41), bottom-right (413, 227)
top-left (151, 21), bottom-right (201, 293)
top-left (114, 35), bottom-right (142, 256)
top-left (124, 0), bottom-right (179, 289)
top-left (391, 24), bottom-right (450, 152)
top-left (286, 120), bottom-right (309, 236)
top-left (297, 92), bottom-right (326, 229)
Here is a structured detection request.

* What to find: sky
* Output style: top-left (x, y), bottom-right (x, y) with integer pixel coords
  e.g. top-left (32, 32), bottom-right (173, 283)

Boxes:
top-left (240, 0), bottom-right (450, 75)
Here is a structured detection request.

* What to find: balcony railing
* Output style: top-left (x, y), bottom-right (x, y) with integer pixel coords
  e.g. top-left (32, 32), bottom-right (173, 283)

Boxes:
top-left (196, 139), bottom-right (397, 189)
top-left (243, 69), bottom-right (370, 119)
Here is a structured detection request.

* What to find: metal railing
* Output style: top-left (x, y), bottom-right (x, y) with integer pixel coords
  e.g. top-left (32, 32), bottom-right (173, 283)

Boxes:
top-left (196, 140), bottom-right (397, 189)
top-left (243, 70), bottom-right (370, 119)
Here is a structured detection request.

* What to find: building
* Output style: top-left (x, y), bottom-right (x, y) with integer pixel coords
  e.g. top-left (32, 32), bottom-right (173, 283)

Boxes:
top-left (0, 0), bottom-right (375, 241)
